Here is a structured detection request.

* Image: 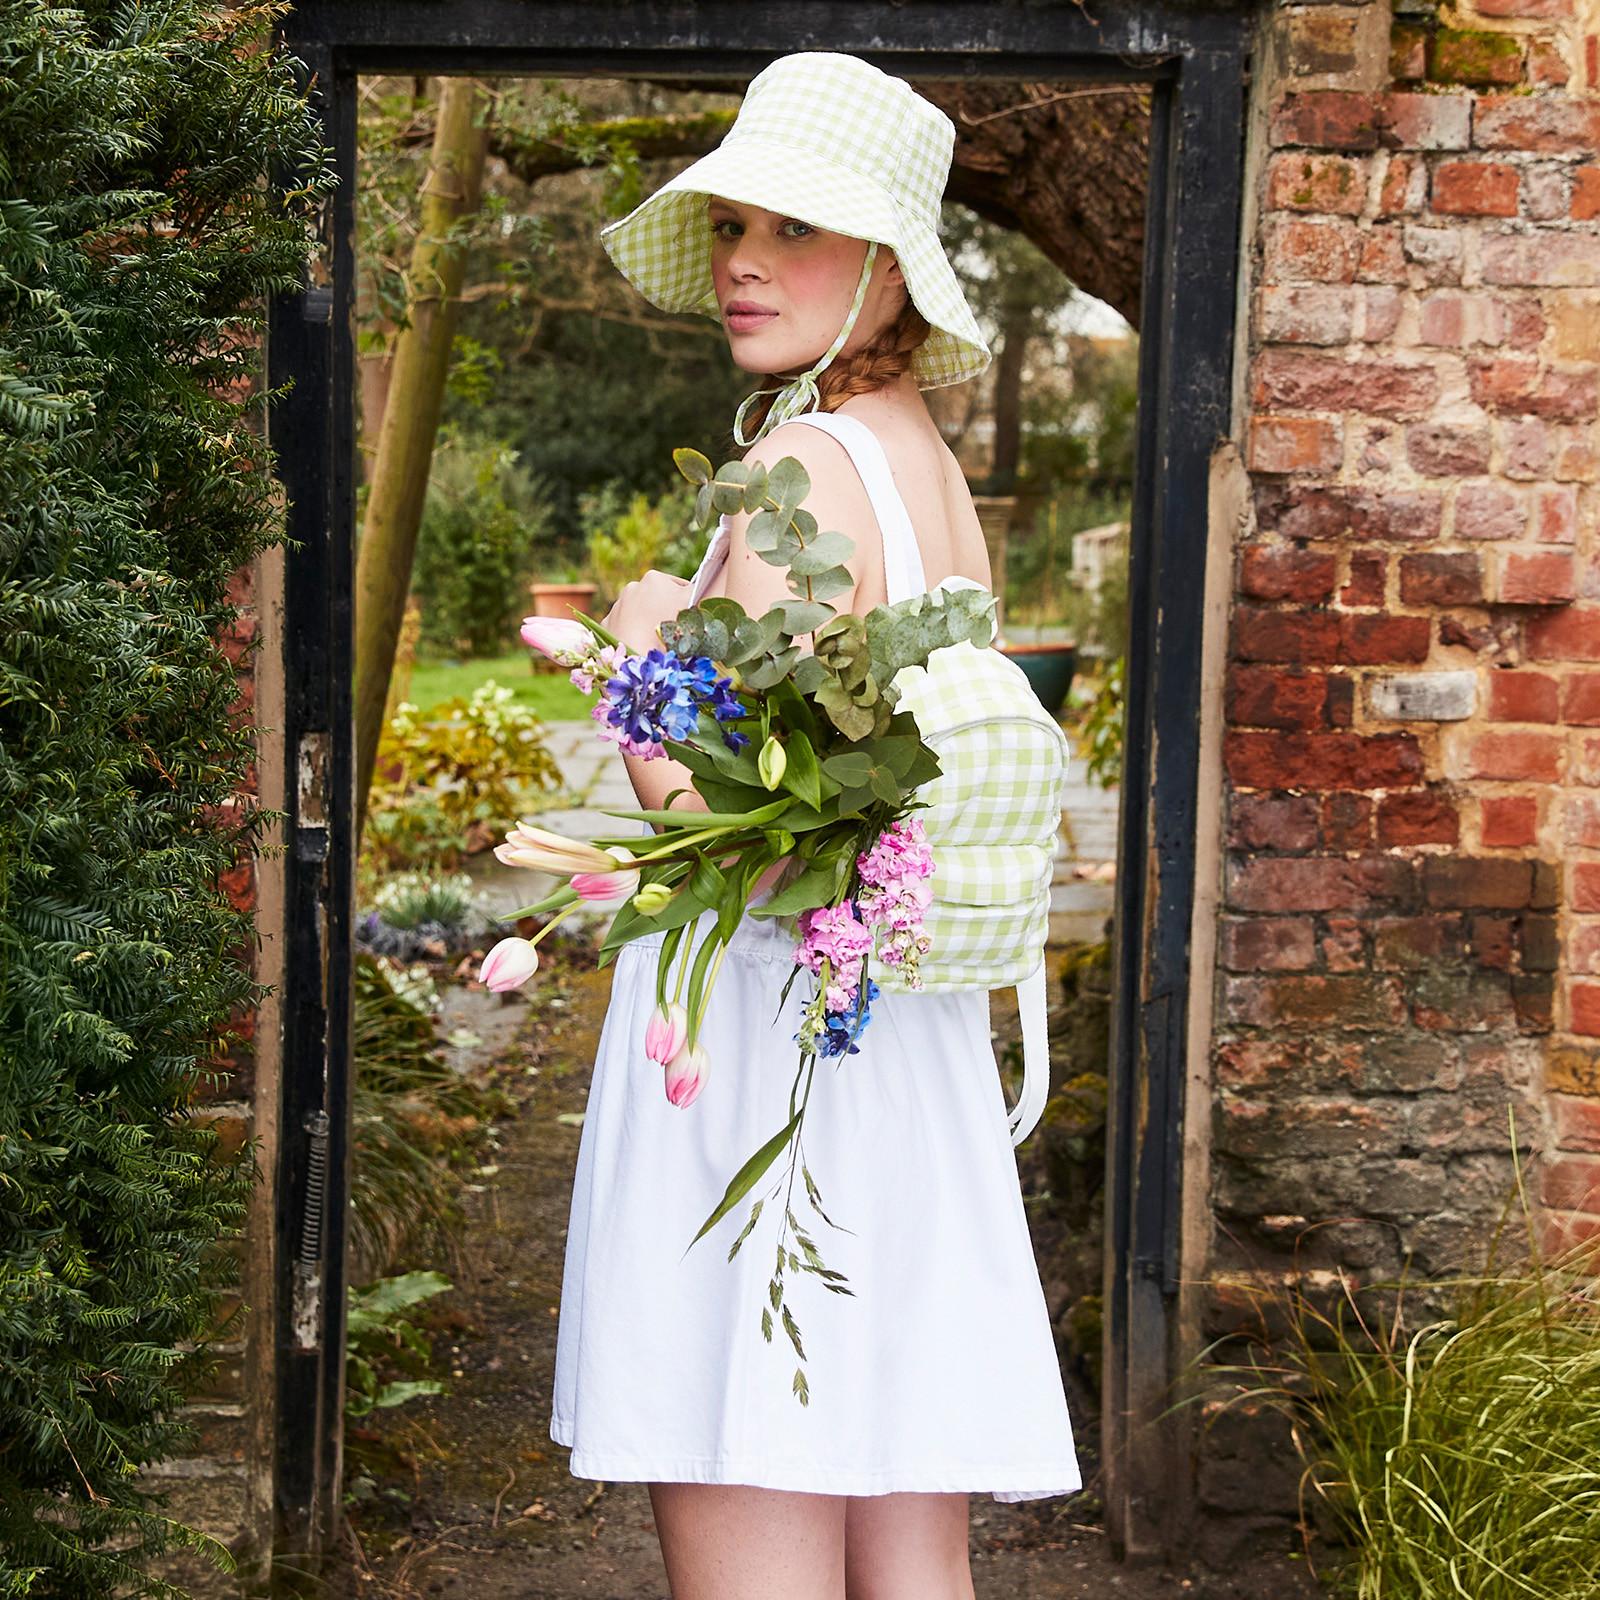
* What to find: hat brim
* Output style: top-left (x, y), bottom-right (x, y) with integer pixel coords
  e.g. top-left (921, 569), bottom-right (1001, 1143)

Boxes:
top-left (599, 136), bottom-right (991, 391)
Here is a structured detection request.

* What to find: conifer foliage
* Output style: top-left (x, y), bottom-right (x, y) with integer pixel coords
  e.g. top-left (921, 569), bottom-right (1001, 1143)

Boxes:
top-left (0, 4), bottom-right (334, 1591)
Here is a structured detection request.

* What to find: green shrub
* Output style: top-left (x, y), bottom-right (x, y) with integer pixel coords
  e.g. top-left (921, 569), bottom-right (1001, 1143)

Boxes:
top-left (362, 680), bottom-right (564, 881)
top-left (582, 479), bottom-right (703, 609)
top-left (410, 429), bottom-right (555, 658)
top-left (0, 2), bottom-right (334, 1592)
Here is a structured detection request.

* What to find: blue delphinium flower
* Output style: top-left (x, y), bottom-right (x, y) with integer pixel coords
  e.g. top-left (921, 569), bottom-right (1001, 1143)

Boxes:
top-left (815, 977), bottom-right (881, 1058)
top-left (601, 650), bottom-right (752, 756)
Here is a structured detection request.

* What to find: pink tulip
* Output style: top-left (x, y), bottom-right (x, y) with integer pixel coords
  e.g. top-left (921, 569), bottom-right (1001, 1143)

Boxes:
top-left (495, 821), bottom-right (616, 877)
top-left (520, 616), bottom-right (592, 665)
top-left (569, 845), bottom-right (640, 903)
top-left (663, 1040), bottom-right (710, 1109)
top-left (478, 936), bottom-right (540, 992)
top-left (644, 1002), bottom-right (689, 1066)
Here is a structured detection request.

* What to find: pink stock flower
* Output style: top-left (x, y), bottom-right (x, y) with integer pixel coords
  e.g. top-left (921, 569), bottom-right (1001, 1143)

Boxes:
top-left (644, 1002), bottom-right (689, 1066)
top-left (588, 698), bottom-right (664, 760)
top-left (569, 641), bottom-right (627, 695)
top-left (479, 936), bottom-right (540, 992)
top-left (663, 1040), bottom-right (710, 1108)
top-left (794, 900), bottom-right (873, 1000)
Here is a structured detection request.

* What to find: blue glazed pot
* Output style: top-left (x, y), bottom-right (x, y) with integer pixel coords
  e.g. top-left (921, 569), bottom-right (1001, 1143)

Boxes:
top-left (1000, 641), bottom-right (1079, 716)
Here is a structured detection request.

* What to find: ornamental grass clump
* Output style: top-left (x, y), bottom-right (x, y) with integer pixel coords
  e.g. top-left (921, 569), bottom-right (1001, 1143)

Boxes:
top-left (1201, 1125), bottom-right (1600, 1599)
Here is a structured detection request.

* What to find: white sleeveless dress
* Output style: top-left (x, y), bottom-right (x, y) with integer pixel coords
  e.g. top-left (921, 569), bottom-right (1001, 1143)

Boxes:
top-left (549, 410), bottom-right (1082, 1501)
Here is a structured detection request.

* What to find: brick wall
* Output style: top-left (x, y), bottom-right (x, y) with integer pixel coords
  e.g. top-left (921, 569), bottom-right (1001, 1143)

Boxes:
top-left (1200, 0), bottom-right (1600, 1537)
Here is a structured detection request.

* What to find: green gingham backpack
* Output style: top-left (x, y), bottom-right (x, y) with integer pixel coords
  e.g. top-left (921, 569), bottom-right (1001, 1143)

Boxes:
top-left (691, 409), bottom-right (1071, 1145)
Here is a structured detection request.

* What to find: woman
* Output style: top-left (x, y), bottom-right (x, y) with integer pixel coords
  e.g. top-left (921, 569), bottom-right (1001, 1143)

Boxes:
top-left (550, 51), bottom-right (1081, 1599)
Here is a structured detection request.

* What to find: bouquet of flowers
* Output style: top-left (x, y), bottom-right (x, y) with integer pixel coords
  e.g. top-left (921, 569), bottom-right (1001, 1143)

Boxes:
top-left (482, 444), bottom-right (995, 1404)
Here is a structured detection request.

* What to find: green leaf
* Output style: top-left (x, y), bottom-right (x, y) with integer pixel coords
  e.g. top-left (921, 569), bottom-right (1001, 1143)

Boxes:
top-left (690, 1113), bottom-right (801, 1245)
top-left (777, 599), bottom-right (835, 635)
top-left (674, 446), bottom-right (713, 485)
top-left (789, 529), bottom-right (854, 575)
top-left (747, 847), bottom-right (842, 917)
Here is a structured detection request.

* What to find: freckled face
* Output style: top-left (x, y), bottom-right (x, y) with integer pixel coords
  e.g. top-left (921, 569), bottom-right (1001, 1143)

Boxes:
top-left (707, 196), bottom-right (903, 377)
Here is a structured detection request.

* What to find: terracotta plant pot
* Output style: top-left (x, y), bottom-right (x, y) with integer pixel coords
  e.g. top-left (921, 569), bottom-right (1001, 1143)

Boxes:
top-left (527, 580), bottom-right (599, 620)
top-left (1000, 640), bottom-right (1079, 717)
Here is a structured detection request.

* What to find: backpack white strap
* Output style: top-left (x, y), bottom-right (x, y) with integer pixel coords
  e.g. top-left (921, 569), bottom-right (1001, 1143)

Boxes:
top-left (783, 411), bottom-right (929, 604)
top-left (1008, 963), bottom-right (1050, 1147)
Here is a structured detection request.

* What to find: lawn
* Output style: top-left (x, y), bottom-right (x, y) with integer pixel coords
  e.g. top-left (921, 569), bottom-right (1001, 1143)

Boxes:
top-left (403, 651), bottom-right (592, 721)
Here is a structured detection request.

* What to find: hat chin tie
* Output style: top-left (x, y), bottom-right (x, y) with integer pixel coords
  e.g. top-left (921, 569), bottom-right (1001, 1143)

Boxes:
top-left (732, 239), bottom-right (879, 447)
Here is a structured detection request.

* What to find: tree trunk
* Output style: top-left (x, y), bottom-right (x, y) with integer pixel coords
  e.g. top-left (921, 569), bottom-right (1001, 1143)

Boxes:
top-left (353, 77), bottom-right (490, 834)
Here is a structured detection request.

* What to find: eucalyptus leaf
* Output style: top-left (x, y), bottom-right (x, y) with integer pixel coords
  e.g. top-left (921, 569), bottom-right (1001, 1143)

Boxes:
top-left (674, 446), bottom-right (713, 486)
top-left (789, 530), bottom-right (854, 575)
top-left (777, 599), bottom-right (834, 635)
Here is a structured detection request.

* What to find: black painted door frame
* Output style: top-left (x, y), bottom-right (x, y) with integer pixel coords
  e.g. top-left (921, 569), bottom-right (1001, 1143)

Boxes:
top-left (265, 0), bottom-right (1253, 1574)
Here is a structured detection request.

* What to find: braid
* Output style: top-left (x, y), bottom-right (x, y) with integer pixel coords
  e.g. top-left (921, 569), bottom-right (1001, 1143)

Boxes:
top-left (736, 293), bottom-right (930, 444)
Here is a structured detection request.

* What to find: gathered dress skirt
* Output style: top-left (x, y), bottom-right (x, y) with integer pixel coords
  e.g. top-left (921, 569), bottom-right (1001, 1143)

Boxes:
top-left (549, 896), bottom-right (1083, 1502)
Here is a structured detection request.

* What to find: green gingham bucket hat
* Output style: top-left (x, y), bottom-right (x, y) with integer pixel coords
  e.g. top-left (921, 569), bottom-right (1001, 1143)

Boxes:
top-left (599, 51), bottom-right (991, 440)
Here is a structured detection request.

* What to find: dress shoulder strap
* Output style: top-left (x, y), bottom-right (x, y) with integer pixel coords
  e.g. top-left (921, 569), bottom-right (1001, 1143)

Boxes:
top-left (782, 411), bottom-right (929, 605)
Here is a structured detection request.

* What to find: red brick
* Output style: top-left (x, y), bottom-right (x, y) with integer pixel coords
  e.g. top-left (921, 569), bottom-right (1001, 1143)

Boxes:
top-left (1429, 28), bottom-right (1526, 88)
top-left (1263, 216), bottom-right (1361, 284)
top-left (1455, 481), bottom-right (1528, 541)
top-left (1340, 612), bottom-right (1432, 664)
top-left (217, 859), bottom-right (256, 914)
top-left (1342, 550), bottom-right (1387, 608)
top-left (1398, 551), bottom-right (1485, 607)
top-left (1321, 917), bottom-right (1367, 972)
top-left (1225, 731), bottom-right (1425, 791)
top-left (1574, 984), bottom-right (1600, 1036)
top-left (1358, 227), bottom-right (1409, 284)
top-left (1227, 666), bottom-right (1336, 731)
top-left (1225, 975), bottom-right (1406, 1030)
top-left (1373, 914), bottom-right (1465, 968)
top-left (1572, 921), bottom-right (1600, 973)
top-left (1480, 793), bottom-right (1539, 848)
top-left (1473, 0), bottom-right (1572, 14)
top-left (1376, 91), bottom-right (1473, 151)
top-left (1249, 414), bottom-right (1344, 474)
top-left (1269, 91), bottom-right (1380, 152)
top-left (1496, 548), bottom-right (1576, 604)
top-left (1233, 606), bottom-right (1342, 664)
top-left (1539, 1151), bottom-right (1600, 1209)
top-left (1466, 729), bottom-right (1563, 782)
top-left (1391, 25), bottom-right (1428, 83)
top-left (1527, 37), bottom-right (1570, 88)
top-left (1489, 296), bottom-right (1549, 349)
top-left (1239, 545), bottom-right (1340, 603)
top-left (1423, 855), bottom-right (1539, 909)
top-left (1406, 422), bottom-right (1492, 476)
top-left (1432, 160), bottom-right (1520, 217)
top-left (1574, 166), bottom-right (1600, 221)
top-left (1526, 605), bottom-right (1600, 661)
top-left (1256, 285), bottom-right (1358, 345)
top-left (1228, 855), bottom-right (1413, 913)
top-left (1321, 791), bottom-right (1374, 853)
top-left (1486, 668), bottom-right (1560, 722)
top-left (1568, 794), bottom-right (1600, 849)
top-left (1562, 673), bottom-right (1600, 723)
top-left (1419, 292), bottom-right (1469, 347)
top-left (1535, 485), bottom-right (1578, 543)
top-left (1253, 349), bottom-right (1438, 419)
top-left (1220, 916), bottom-right (1318, 972)
top-left (1229, 793), bottom-right (1321, 853)
top-left (1551, 1092), bottom-right (1600, 1152)
top-left (1539, 1209), bottom-right (1600, 1260)
top-left (1377, 790), bottom-right (1459, 847)
top-left (1258, 485), bottom-right (1444, 544)
top-left (1266, 153), bottom-right (1369, 216)
top-left (1468, 355), bottom-right (1600, 420)
top-left (1577, 862), bottom-right (1600, 913)
top-left (1361, 286), bottom-right (1404, 341)
top-left (1376, 153), bottom-right (1426, 218)
top-left (1480, 235), bottom-right (1600, 289)
top-left (1474, 95), bottom-right (1600, 154)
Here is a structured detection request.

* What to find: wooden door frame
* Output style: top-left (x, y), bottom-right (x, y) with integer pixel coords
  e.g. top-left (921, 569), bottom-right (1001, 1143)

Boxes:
top-left (265, 0), bottom-right (1254, 1573)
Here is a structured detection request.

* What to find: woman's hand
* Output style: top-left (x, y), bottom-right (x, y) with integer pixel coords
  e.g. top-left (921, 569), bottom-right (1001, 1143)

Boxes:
top-left (600, 569), bottom-right (693, 656)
